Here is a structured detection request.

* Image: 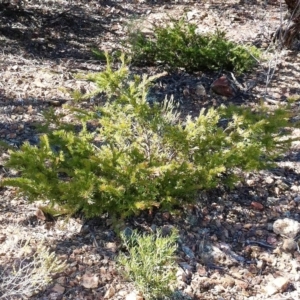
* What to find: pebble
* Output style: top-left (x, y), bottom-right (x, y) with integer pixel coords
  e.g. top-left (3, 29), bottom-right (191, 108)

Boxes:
top-left (51, 283), bottom-right (65, 294)
top-left (282, 238), bottom-right (297, 252)
top-left (265, 176), bottom-right (274, 184)
top-left (291, 185), bottom-right (300, 192)
top-left (276, 180), bottom-right (289, 190)
top-left (265, 277), bottom-right (289, 296)
top-left (234, 279), bottom-right (249, 290)
top-left (179, 262), bottom-right (193, 273)
top-left (195, 83), bottom-right (206, 96)
top-left (123, 227), bottom-right (133, 239)
top-left (125, 291), bottom-right (143, 300)
top-left (118, 290), bottom-right (128, 297)
top-left (104, 286), bottom-right (115, 299)
top-left (244, 223), bottom-right (253, 229)
top-left (181, 245), bottom-right (195, 259)
top-left (223, 275), bottom-right (235, 288)
top-left (250, 201), bottom-right (264, 211)
top-left (274, 186), bottom-right (280, 195)
top-left (176, 268), bottom-right (188, 282)
top-left (266, 197), bottom-right (280, 205)
top-left (273, 218), bottom-right (300, 238)
top-left (81, 272), bottom-right (99, 289)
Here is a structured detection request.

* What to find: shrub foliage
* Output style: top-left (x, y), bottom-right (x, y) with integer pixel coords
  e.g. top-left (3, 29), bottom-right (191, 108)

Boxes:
top-left (127, 18), bottom-right (261, 73)
top-left (117, 228), bottom-right (178, 299)
top-left (2, 54), bottom-right (295, 218)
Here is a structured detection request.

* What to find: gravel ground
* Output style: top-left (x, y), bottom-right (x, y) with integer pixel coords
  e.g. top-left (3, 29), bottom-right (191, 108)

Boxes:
top-left (1, 0), bottom-right (300, 299)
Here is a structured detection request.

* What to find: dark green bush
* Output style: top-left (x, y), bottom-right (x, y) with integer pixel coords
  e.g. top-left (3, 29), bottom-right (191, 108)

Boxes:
top-left (127, 18), bottom-right (260, 73)
top-left (2, 54), bottom-right (295, 218)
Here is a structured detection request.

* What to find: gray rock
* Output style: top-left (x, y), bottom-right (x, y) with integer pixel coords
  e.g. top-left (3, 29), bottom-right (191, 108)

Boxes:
top-left (199, 241), bottom-right (242, 266)
top-left (182, 245), bottom-right (195, 259)
top-left (123, 227), bottom-right (133, 239)
top-left (195, 83), bottom-right (206, 96)
top-left (178, 262), bottom-right (193, 277)
top-left (266, 197), bottom-right (280, 205)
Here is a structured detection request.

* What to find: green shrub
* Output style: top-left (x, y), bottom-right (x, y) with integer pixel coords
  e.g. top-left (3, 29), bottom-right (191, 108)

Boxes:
top-left (117, 228), bottom-right (178, 300)
top-left (127, 18), bottom-right (260, 73)
top-left (1, 54), bottom-right (296, 218)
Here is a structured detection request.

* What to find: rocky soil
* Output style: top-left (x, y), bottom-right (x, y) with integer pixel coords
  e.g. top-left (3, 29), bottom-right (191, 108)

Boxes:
top-left (1, 0), bottom-right (300, 299)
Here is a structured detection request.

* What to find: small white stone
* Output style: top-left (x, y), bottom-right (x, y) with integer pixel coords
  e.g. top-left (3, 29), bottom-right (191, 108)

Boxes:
top-left (291, 185), bottom-right (300, 192)
top-left (273, 218), bottom-right (300, 238)
top-left (126, 291), bottom-right (143, 300)
top-left (265, 176), bottom-right (274, 184)
top-left (282, 238), bottom-right (297, 252)
top-left (265, 277), bottom-right (289, 296)
top-left (118, 290), bottom-right (128, 297)
top-left (186, 10), bottom-right (198, 21)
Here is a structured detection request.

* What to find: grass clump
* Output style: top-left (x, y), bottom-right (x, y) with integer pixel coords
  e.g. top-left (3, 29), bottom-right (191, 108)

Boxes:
top-left (1, 53), bottom-right (296, 218)
top-left (117, 228), bottom-right (178, 300)
top-left (127, 18), bottom-right (260, 74)
top-left (0, 227), bottom-right (65, 298)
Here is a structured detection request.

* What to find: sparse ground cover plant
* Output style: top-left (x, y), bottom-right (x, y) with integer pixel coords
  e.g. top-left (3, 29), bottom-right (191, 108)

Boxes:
top-left (126, 18), bottom-right (261, 73)
top-left (1, 54), bottom-right (297, 219)
top-left (0, 226), bottom-right (65, 299)
top-left (117, 228), bottom-right (178, 300)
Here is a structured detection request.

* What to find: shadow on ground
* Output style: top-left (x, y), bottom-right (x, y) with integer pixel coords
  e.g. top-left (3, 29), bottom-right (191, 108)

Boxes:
top-left (0, 0), bottom-right (138, 59)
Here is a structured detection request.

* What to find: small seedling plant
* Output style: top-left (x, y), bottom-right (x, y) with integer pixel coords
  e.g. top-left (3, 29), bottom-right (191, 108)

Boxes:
top-left (117, 228), bottom-right (178, 300)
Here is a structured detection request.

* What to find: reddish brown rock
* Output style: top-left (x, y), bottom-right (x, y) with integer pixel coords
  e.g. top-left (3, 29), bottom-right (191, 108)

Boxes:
top-left (211, 76), bottom-right (235, 97)
top-left (251, 201), bottom-right (264, 211)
